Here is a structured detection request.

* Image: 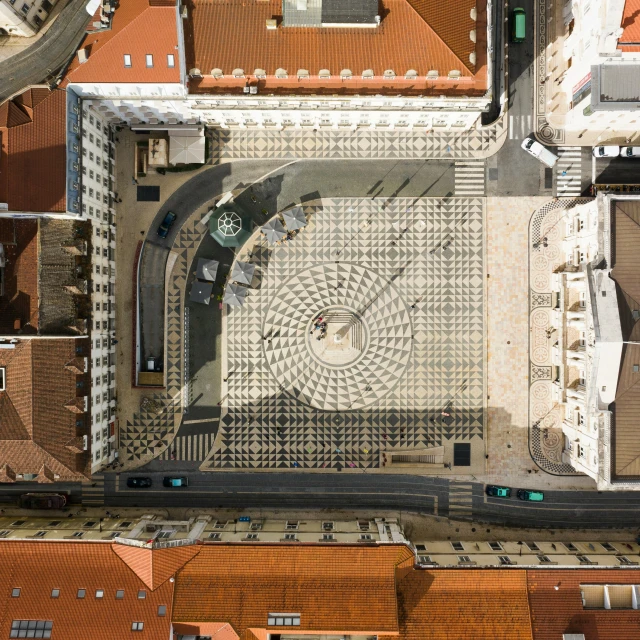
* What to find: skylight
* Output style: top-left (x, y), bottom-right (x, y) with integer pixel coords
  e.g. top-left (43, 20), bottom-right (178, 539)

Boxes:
top-left (268, 613), bottom-right (301, 626)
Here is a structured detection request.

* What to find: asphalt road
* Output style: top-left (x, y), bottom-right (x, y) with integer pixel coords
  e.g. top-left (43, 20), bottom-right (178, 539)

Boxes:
top-left (594, 156), bottom-right (640, 185)
top-left (492, 0), bottom-right (547, 197)
top-left (0, 0), bottom-right (91, 101)
top-left (99, 472), bottom-right (640, 529)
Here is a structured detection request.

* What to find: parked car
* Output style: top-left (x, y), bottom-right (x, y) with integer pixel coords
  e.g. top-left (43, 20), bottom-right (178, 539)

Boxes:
top-left (163, 476), bottom-right (188, 488)
top-left (511, 7), bottom-right (526, 43)
top-left (520, 137), bottom-right (558, 167)
top-left (157, 211), bottom-right (177, 238)
top-left (18, 493), bottom-right (67, 509)
top-left (517, 489), bottom-right (545, 502)
top-left (592, 145), bottom-right (620, 158)
top-left (126, 477), bottom-right (152, 489)
top-left (486, 485), bottom-right (511, 498)
top-left (620, 147), bottom-right (640, 158)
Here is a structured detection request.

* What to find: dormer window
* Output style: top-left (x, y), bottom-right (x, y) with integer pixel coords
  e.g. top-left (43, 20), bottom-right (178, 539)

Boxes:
top-left (268, 613), bottom-right (300, 626)
top-left (124, 54), bottom-right (132, 68)
top-left (146, 54), bottom-right (153, 68)
top-left (167, 54), bottom-right (175, 68)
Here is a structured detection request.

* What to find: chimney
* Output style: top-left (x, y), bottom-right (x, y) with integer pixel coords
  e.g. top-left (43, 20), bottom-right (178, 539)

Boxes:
top-left (77, 47), bottom-right (89, 64)
top-left (266, 18), bottom-right (277, 29)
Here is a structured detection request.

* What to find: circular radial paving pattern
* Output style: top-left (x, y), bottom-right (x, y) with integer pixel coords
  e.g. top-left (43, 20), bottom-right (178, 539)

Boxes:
top-left (263, 263), bottom-right (412, 411)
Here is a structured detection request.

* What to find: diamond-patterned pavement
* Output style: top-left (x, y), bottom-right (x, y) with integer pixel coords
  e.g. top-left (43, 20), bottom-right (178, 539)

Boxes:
top-left (204, 197), bottom-right (486, 470)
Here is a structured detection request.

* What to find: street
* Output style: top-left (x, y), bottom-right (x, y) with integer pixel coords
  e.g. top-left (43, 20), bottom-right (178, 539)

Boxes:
top-left (7, 472), bottom-right (634, 529)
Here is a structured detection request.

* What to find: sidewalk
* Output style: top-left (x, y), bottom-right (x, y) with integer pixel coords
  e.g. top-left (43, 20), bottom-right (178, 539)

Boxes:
top-left (483, 197), bottom-right (594, 491)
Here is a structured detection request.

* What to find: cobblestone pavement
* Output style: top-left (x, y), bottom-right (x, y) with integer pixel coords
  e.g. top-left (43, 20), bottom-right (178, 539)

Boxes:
top-left (206, 197), bottom-right (485, 470)
top-left (210, 118), bottom-right (507, 163)
top-left (484, 197), bottom-right (594, 490)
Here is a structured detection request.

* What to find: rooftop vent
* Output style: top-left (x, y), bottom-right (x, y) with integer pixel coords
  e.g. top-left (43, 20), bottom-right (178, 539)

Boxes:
top-left (77, 48), bottom-right (89, 64)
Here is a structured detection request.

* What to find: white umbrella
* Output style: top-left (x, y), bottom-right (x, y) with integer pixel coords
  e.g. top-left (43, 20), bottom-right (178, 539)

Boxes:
top-left (261, 218), bottom-right (286, 244)
top-left (231, 261), bottom-right (255, 286)
top-left (223, 283), bottom-right (248, 306)
top-left (282, 206), bottom-right (307, 231)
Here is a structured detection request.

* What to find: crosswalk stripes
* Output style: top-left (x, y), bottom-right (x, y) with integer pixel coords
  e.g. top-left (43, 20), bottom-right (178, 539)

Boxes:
top-left (448, 482), bottom-right (474, 519)
top-left (556, 147), bottom-right (582, 196)
top-left (508, 114), bottom-right (532, 140)
top-left (454, 160), bottom-right (485, 196)
top-left (82, 474), bottom-right (104, 506)
top-left (160, 433), bottom-right (214, 461)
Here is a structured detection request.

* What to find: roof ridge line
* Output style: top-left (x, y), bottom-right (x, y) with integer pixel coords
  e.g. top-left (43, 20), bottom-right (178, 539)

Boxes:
top-left (402, 0), bottom-right (474, 73)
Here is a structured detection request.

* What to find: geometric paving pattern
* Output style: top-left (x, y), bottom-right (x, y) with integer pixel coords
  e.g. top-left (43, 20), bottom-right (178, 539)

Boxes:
top-left (209, 122), bottom-right (506, 162)
top-left (119, 214), bottom-right (206, 463)
top-left (206, 197), bottom-right (486, 469)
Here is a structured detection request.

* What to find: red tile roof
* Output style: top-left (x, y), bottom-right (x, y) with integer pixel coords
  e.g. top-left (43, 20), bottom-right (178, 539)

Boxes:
top-left (0, 219), bottom-right (39, 334)
top-left (0, 88), bottom-right (67, 213)
top-left (112, 543), bottom-right (201, 589)
top-left (0, 541), bottom-right (174, 640)
top-left (185, 0), bottom-right (487, 96)
top-left (63, 0), bottom-right (180, 85)
top-left (618, 0), bottom-right (640, 49)
top-left (381, 569), bottom-right (533, 640)
top-left (0, 338), bottom-right (91, 481)
top-left (172, 544), bottom-right (414, 635)
top-left (527, 569), bottom-right (640, 639)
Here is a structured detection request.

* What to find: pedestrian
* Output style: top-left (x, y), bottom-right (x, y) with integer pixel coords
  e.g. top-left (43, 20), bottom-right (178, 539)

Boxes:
top-left (561, 170), bottom-right (567, 176)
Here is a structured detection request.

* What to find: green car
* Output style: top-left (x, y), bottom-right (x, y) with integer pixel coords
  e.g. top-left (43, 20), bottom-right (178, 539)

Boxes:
top-left (512, 7), bottom-right (526, 43)
top-left (486, 485), bottom-right (511, 498)
top-left (517, 489), bottom-right (544, 502)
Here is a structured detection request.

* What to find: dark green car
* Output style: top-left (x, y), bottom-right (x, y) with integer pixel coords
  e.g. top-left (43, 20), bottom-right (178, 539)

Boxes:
top-left (517, 489), bottom-right (544, 502)
top-left (486, 485), bottom-right (511, 498)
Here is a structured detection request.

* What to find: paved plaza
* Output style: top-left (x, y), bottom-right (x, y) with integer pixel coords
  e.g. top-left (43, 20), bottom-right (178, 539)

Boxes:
top-left (204, 197), bottom-right (485, 470)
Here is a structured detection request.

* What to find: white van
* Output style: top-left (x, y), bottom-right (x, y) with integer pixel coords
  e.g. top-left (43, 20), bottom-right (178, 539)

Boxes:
top-left (521, 137), bottom-right (558, 168)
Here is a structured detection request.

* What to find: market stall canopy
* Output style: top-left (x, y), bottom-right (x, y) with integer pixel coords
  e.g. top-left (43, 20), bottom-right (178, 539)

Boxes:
top-left (282, 206), bottom-right (307, 231)
top-left (261, 217), bottom-right (286, 244)
top-left (223, 283), bottom-right (248, 307)
top-left (196, 258), bottom-right (219, 282)
top-left (169, 132), bottom-right (206, 165)
top-left (189, 280), bottom-right (213, 304)
top-left (231, 261), bottom-right (255, 286)
top-left (209, 203), bottom-right (253, 247)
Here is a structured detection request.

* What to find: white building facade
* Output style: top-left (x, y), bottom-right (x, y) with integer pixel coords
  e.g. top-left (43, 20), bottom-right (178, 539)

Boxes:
top-left (0, 0), bottom-right (56, 36)
top-left (80, 99), bottom-right (118, 472)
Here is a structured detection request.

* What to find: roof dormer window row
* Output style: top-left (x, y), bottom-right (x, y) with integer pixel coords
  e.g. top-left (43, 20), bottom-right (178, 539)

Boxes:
top-left (123, 54), bottom-right (175, 68)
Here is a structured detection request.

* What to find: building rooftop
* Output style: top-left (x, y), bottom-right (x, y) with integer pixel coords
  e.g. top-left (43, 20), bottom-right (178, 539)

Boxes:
top-left (185, 0), bottom-right (487, 96)
top-left (0, 541), bottom-right (174, 640)
top-left (1, 540), bottom-right (640, 638)
top-left (611, 200), bottom-right (640, 480)
top-left (0, 337), bottom-right (91, 482)
top-left (0, 87), bottom-right (67, 213)
top-left (0, 219), bottom-right (90, 336)
top-left (618, 0), bottom-right (640, 51)
top-left (383, 569), bottom-right (533, 640)
top-left (63, 0), bottom-right (181, 86)
top-left (527, 569), bottom-right (640, 639)
top-left (172, 544), bottom-right (413, 635)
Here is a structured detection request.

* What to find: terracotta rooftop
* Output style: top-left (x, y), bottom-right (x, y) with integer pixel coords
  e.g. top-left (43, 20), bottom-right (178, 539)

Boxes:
top-left (63, 0), bottom-right (180, 85)
top-left (0, 541), bottom-right (174, 640)
top-left (0, 218), bottom-right (90, 336)
top-left (527, 569), bottom-right (640, 639)
top-left (610, 200), bottom-right (640, 480)
top-left (172, 544), bottom-right (414, 635)
top-left (0, 87), bottom-right (67, 213)
top-left (185, 0), bottom-right (487, 96)
top-left (381, 569), bottom-right (533, 640)
top-left (0, 219), bottom-right (39, 334)
top-left (0, 338), bottom-right (91, 481)
top-left (618, 0), bottom-right (640, 50)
